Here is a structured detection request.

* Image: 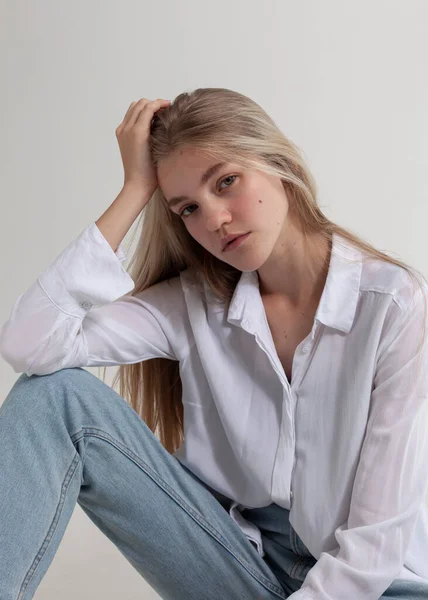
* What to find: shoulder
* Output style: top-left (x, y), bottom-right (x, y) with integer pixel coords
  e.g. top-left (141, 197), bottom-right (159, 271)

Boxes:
top-left (359, 256), bottom-right (428, 313)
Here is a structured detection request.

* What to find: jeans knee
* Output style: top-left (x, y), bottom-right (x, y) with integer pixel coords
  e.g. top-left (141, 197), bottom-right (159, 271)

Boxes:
top-left (15, 366), bottom-right (90, 389)
top-left (1, 367), bottom-right (92, 419)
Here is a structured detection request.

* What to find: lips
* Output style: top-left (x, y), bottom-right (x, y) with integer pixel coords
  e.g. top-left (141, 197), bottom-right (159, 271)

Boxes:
top-left (222, 232), bottom-right (249, 250)
top-left (222, 232), bottom-right (250, 252)
top-left (224, 236), bottom-right (240, 250)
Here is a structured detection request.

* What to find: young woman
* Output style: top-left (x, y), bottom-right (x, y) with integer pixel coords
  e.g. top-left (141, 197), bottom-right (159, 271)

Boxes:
top-left (1, 89), bottom-right (428, 600)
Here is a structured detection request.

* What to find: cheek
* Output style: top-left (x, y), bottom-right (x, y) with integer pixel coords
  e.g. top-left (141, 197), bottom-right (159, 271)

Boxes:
top-left (186, 223), bottom-right (207, 246)
top-left (234, 194), bottom-right (263, 214)
top-left (242, 197), bottom-right (265, 216)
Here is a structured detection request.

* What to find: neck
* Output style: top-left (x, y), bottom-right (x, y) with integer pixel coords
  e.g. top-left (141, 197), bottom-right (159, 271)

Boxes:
top-left (257, 225), bottom-right (332, 308)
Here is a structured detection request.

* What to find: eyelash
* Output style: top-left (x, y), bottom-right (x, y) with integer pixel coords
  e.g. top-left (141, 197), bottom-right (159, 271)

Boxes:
top-left (179, 175), bottom-right (237, 218)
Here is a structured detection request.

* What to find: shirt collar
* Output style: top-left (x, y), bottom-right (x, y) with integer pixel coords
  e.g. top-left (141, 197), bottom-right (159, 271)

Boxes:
top-left (226, 232), bottom-right (363, 336)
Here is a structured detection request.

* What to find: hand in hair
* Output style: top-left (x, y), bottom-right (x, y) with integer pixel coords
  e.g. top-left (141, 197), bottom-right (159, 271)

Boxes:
top-left (115, 97), bottom-right (171, 197)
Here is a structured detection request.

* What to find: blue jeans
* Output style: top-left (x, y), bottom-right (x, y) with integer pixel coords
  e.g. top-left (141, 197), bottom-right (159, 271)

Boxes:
top-left (0, 368), bottom-right (426, 599)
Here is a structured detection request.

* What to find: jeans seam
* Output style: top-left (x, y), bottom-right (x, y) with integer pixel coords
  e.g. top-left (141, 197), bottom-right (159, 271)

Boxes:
top-left (292, 526), bottom-right (314, 559)
top-left (290, 526), bottom-right (299, 555)
top-left (289, 555), bottom-right (310, 580)
top-left (17, 452), bottom-right (81, 600)
top-left (71, 427), bottom-right (287, 599)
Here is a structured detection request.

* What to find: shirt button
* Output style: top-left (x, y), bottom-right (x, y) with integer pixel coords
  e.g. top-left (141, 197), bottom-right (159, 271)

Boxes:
top-left (80, 301), bottom-right (92, 309)
top-left (302, 347), bottom-right (309, 354)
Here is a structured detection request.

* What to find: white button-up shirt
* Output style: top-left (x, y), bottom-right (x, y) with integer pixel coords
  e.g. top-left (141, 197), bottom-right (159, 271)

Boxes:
top-left (1, 221), bottom-right (428, 600)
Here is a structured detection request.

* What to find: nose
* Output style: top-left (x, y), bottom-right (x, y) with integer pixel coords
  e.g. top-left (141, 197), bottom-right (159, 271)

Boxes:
top-left (203, 205), bottom-right (232, 233)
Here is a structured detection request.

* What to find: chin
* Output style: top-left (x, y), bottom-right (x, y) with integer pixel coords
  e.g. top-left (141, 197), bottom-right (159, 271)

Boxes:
top-left (223, 253), bottom-right (268, 272)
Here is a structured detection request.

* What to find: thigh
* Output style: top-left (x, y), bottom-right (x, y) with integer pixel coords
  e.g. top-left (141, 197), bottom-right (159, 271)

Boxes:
top-left (5, 368), bottom-right (289, 600)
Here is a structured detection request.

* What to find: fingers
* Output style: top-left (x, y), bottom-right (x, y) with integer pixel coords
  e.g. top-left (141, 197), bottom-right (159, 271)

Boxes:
top-left (134, 98), bottom-right (171, 128)
top-left (116, 98), bottom-right (170, 135)
top-left (127, 98), bottom-right (169, 127)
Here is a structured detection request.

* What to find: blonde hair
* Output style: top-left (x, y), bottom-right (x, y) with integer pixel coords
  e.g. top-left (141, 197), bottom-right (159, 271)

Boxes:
top-left (100, 87), bottom-right (427, 454)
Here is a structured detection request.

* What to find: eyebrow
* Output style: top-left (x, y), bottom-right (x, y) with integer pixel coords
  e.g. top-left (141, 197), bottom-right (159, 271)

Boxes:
top-left (166, 162), bottom-right (227, 209)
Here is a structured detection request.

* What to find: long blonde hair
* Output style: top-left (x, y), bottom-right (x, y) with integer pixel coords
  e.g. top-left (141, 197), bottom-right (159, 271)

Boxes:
top-left (100, 87), bottom-right (427, 454)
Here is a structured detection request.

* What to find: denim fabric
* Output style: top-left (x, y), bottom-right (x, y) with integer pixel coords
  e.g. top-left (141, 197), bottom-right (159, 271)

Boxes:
top-left (0, 367), bottom-right (427, 599)
top-left (238, 503), bottom-right (428, 598)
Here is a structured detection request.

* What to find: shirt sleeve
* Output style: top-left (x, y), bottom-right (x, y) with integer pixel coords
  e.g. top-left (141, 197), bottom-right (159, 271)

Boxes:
top-left (288, 280), bottom-right (428, 600)
top-left (0, 221), bottom-right (182, 376)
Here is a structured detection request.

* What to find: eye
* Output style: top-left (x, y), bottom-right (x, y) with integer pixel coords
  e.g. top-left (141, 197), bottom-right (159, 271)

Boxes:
top-left (179, 175), bottom-right (237, 218)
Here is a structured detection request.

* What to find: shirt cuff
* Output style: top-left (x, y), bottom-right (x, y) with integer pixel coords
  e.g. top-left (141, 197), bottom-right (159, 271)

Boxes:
top-left (37, 221), bottom-right (135, 319)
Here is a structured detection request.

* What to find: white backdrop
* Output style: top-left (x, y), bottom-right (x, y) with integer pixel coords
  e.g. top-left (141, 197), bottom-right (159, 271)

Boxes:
top-left (1, 1), bottom-right (427, 598)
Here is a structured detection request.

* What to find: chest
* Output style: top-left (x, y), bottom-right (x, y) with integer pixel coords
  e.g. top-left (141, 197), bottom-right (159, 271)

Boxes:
top-left (262, 297), bottom-right (317, 384)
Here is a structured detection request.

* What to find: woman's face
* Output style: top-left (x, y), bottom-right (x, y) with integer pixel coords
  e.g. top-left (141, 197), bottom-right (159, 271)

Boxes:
top-left (157, 145), bottom-right (291, 272)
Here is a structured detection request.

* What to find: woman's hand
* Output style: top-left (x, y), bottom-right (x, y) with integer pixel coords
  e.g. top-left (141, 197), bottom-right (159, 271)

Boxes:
top-left (115, 97), bottom-right (171, 196)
